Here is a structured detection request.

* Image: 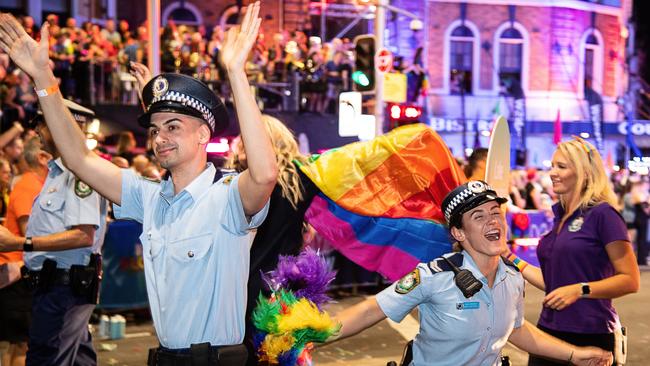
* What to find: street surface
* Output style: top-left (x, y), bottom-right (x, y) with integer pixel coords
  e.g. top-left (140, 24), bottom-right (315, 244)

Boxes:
top-left (97, 269), bottom-right (650, 365)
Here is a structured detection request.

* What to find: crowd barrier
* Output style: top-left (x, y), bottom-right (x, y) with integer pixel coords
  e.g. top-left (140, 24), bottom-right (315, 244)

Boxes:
top-left (99, 220), bottom-right (148, 310)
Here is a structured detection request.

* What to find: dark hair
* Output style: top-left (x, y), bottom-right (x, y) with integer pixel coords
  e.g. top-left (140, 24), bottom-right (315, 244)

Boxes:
top-left (464, 148), bottom-right (488, 178)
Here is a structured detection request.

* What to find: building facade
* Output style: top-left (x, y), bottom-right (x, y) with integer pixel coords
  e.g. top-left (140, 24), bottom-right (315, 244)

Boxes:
top-left (415, 0), bottom-right (635, 166)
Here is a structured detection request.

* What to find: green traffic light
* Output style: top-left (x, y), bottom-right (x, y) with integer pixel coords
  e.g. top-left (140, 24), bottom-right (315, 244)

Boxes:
top-left (352, 71), bottom-right (370, 87)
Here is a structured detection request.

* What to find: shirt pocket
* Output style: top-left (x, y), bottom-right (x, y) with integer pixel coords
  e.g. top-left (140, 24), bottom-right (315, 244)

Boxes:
top-left (38, 195), bottom-right (64, 213)
top-left (168, 232), bottom-right (214, 263)
top-left (435, 302), bottom-right (488, 340)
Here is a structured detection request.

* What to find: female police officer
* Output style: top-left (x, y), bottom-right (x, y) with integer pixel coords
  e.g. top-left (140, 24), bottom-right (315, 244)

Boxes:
top-left (0, 3), bottom-right (277, 365)
top-left (331, 180), bottom-right (613, 366)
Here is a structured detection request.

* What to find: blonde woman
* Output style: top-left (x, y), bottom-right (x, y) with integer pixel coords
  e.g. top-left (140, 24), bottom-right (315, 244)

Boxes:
top-left (506, 137), bottom-right (640, 365)
top-left (227, 115), bottom-right (318, 366)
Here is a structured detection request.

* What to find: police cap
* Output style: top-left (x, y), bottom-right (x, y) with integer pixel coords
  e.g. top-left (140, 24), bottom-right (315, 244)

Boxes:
top-left (137, 73), bottom-right (228, 136)
top-left (31, 99), bottom-right (95, 127)
top-left (441, 180), bottom-right (508, 228)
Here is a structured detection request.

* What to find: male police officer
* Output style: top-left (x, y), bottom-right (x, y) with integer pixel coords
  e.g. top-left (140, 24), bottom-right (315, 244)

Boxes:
top-left (332, 181), bottom-right (613, 366)
top-left (0, 99), bottom-right (107, 366)
top-left (0, 3), bottom-right (277, 365)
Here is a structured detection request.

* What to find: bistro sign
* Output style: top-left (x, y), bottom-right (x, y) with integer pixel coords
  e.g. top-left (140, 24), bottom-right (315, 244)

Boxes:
top-left (429, 117), bottom-right (650, 137)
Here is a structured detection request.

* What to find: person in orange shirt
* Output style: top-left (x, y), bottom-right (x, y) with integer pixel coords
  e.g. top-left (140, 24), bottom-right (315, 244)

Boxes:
top-left (0, 136), bottom-right (50, 366)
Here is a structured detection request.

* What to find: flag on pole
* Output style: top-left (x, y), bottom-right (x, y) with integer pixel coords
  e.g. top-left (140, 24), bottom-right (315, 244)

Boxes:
top-left (553, 109), bottom-right (562, 145)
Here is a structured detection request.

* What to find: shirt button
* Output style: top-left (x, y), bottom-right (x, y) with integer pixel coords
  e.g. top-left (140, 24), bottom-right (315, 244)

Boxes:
top-left (46, 200), bottom-right (52, 206)
top-left (188, 251), bottom-right (194, 258)
top-left (481, 347), bottom-right (486, 352)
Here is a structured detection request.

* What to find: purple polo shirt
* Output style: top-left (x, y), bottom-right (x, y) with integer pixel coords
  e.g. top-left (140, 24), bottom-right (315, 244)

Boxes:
top-left (536, 202), bottom-right (627, 334)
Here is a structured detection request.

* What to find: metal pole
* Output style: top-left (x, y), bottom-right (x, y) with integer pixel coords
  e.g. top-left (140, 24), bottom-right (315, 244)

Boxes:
top-left (374, 0), bottom-right (386, 136)
top-left (320, 0), bottom-right (326, 41)
top-left (279, 0), bottom-right (284, 32)
top-left (147, 0), bottom-right (161, 76)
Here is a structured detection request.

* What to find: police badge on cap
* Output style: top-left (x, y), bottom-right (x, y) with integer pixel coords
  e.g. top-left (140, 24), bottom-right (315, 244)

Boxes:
top-left (138, 73), bottom-right (229, 136)
top-left (442, 180), bottom-right (508, 228)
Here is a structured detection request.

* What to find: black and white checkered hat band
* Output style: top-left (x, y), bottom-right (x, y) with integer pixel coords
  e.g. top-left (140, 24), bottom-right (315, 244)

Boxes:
top-left (149, 91), bottom-right (216, 132)
top-left (444, 183), bottom-right (496, 222)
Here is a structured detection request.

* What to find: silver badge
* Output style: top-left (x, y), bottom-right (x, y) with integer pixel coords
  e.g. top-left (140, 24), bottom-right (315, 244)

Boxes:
top-left (468, 181), bottom-right (487, 194)
top-left (152, 76), bottom-right (169, 98)
top-left (568, 217), bottom-right (584, 232)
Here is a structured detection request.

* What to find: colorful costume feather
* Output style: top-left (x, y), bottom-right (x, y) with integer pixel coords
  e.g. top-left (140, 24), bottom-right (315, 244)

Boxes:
top-left (253, 249), bottom-right (340, 365)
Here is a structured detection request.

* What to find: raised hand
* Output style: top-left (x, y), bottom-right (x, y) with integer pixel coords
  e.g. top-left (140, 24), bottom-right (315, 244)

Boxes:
top-left (0, 13), bottom-right (50, 79)
top-left (129, 61), bottom-right (152, 97)
top-left (220, 1), bottom-right (261, 72)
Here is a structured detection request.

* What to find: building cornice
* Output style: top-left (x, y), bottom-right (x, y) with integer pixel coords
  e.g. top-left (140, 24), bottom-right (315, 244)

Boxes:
top-left (427, 0), bottom-right (622, 18)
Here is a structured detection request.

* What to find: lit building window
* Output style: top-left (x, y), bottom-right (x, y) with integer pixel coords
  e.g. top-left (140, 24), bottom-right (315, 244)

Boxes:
top-left (498, 27), bottom-right (523, 90)
top-left (583, 33), bottom-right (600, 89)
top-left (449, 25), bottom-right (475, 95)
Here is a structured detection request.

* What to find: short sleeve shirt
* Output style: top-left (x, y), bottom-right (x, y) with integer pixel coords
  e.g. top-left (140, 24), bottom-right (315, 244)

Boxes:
top-left (0, 171), bottom-right (45, 264)
top-left (114, 164), bottom-right (269, 349)
top-left (24, 159), bottom-right (107, 270)
top-left (376, 251), bottom-right (524, 366)
top-left (537, 203), bottom-right (628, 333)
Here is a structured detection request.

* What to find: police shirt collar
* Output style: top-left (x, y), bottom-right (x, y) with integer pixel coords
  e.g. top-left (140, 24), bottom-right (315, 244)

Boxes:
top-left (160, 163), bottom-right (216, 202)
top-left (48, 157), bottom-right (69, 176)
top-left (461, 250), bottom-right (509, 286)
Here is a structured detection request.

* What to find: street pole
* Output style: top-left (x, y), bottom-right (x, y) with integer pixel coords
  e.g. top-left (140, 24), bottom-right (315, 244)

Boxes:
top-left (321, 0), bottom-right (327, 42)
top-left (374, 0), bottom-right (386, 136)
top-left (147, 0), bottom-right (161, 76)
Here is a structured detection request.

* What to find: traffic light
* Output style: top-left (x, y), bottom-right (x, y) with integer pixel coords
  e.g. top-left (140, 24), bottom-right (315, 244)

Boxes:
top-left (353, 35), bottom-right (375, 92)
top-left (387, 103), bottom-right (422, 129)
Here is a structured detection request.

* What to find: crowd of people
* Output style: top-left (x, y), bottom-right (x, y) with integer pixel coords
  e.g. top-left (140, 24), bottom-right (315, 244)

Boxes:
top-left (0, 4), bottom-right (645, 366)
top-left (0, 12), bottom-right (431, 128)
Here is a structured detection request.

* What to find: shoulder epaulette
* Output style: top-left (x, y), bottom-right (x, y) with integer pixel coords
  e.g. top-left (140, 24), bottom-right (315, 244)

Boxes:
top-left (213, 168), bottom-right (238, 184)
top-left (501, 256), bottom-right (520, 272)
top-left (427, 252), bottom-right (464, 274)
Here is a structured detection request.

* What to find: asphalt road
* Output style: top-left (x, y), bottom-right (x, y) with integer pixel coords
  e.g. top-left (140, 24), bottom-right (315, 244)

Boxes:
top-left (96, 269), bottom-right (650, 366)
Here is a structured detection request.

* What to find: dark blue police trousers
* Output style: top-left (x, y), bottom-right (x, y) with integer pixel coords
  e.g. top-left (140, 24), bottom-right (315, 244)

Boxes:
top-left (26, 284), bottom-right (96, 366)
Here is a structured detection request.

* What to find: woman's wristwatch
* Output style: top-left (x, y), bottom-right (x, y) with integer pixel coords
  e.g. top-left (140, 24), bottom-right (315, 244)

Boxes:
top-left (580, 282), bottom-right (591, 298)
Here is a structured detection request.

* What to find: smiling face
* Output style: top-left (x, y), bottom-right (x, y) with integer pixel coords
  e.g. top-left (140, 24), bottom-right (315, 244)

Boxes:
top-left (451, 200), bottom-right (507, 259)
top-left (549, 149), bottom-right (577, 197)
top-left (148, 112), bottom-right (210, 170)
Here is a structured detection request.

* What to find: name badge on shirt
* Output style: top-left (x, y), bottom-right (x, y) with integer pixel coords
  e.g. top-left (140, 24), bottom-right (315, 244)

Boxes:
top-left (456, 301), bottom-right (480, 310)
top-left (568, 217), bottom-right (584, 232)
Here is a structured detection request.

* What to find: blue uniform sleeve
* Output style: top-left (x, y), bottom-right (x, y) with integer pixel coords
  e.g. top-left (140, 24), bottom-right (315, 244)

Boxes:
top-left (375, 265), bottom-right (433, 322)
top-left (63, 174), bottom-right (102, 229)
top-left (223, 174), bottom-right (270, 236)
top-left (513, 276), bottom-right (525, 329)
top-left (596, 203), bottom-right (629, 247)
top-left (113, 169), bottom-right (151, 223)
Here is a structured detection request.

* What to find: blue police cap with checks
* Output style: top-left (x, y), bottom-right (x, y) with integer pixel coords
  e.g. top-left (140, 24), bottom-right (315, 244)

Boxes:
top-left (441, 180), bottom-right (508, 228)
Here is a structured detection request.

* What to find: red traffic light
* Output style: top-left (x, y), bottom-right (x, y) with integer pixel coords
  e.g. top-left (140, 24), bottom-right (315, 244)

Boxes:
top-left (387, 104), bottom-right (422, 121)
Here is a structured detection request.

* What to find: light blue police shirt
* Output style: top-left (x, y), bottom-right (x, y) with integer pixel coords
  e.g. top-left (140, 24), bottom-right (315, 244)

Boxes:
top-left (375, 251), bottom-right (524, 366)
top-left (114, 164), bottom-right (269, 349)
top-left (24, 158), bottom-right (108, 270)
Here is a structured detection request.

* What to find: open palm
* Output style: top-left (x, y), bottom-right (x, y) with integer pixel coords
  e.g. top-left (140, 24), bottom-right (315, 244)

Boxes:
top-left (220, 1), bottom-right (261, 72)
top-left (0, 13), bottom-right (50, 78)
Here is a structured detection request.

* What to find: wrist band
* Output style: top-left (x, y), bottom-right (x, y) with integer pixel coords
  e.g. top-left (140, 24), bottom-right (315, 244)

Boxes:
top-left (507, 253), bottom-right (529, 272)
top-left (35, 84), bottom-right (60, 97)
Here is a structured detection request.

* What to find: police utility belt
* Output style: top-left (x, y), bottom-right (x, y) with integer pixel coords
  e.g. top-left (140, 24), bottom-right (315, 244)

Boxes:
top-left (147, 343), bottom-right (247, 366)
top-left (21, 253), bottom-right (102, 304)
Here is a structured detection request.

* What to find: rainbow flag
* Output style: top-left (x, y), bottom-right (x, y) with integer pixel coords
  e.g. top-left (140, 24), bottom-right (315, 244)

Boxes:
top-left (299, 124), bottom-right (466, 281)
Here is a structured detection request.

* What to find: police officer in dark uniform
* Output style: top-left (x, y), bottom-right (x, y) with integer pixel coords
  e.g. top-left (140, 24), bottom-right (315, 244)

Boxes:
top-left (0, 99), bottom-right (107, 366)
top-left (331, 181), bottom-right (613, 366)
